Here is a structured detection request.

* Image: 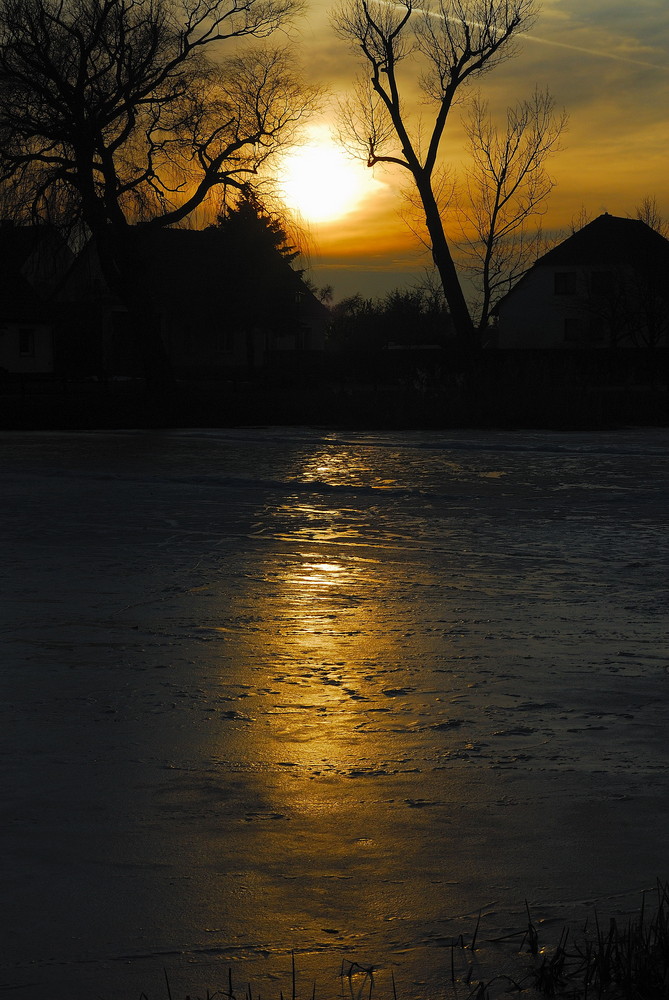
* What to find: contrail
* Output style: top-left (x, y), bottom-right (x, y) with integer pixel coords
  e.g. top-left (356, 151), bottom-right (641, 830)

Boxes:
top-left (520, 30), bottom-right (667, 72)
top-left (372, 0), bottom-right (668, 72)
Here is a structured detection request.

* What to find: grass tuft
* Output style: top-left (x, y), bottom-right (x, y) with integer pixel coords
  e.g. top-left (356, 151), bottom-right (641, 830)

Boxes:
top-left (147, 882), bottom-right (669, 1000)
top-left (528, 880), bottom-right (669, 999)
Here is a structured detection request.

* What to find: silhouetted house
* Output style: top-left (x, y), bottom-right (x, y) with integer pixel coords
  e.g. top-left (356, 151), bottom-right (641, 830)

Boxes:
top-left (494, 214), bottom-right (669, 349)
top-left (0, 224), bottom-right (72, 374)
top-left (59, 226), bottom-right (328, 376)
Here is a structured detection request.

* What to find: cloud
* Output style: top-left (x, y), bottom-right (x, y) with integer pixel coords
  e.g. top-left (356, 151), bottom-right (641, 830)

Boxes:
top-left (537, 0), bottom-right (669, 66)
top-left (545, 0), bottom-right (669, 43)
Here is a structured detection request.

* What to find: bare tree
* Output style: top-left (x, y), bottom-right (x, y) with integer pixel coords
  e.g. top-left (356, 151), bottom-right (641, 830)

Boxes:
top-left (581, 264), bottom-right (668, 350)
top-left (0, 0), bottom-right (317, 377)
top-left (569, 204), bottom-right (592, 234)
top-left (334, 0), bottom-right (538, 344)
top-left (635, 195), bottom-right (669, 238)
top-left (458, 87), bottom-right (566, 332)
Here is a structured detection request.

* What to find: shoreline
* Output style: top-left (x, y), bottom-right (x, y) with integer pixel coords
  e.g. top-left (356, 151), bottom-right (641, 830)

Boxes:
top-left (0, 375), bottom-right (667, 432)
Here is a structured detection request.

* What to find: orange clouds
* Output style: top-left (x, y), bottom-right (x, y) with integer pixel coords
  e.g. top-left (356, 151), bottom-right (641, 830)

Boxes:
top-left (289, 0), bottom-right (668, 297)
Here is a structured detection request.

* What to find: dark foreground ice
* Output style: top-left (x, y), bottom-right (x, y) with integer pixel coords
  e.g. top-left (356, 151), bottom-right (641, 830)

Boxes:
top-left (1, 427), bottom-right (668, 999)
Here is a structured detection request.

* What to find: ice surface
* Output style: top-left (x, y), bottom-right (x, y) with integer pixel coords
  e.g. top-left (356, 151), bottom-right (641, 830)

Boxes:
top-left (1, 427), bottom-right (668, 999)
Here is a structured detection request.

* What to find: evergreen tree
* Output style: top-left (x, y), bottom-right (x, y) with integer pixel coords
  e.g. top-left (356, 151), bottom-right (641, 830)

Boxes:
top-left (213, 189), bottom-right (304, 360)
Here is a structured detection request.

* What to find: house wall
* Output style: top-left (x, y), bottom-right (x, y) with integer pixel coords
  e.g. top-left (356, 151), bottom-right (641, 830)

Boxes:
top-left (0, 322), bottom-right (54, 373)
top-left (496, 266), bottom-right (598, 348)
top-left (496, 261), bottom-right (668, 349)
top-left (166, 316), bottom-right (327, 373)
top-left (165, 313), bottom-right (250, 372)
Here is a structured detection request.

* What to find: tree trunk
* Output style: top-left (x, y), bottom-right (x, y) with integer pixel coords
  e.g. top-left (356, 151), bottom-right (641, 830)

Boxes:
top-left (95, 225), bottom-right (175, 387)
top-left (73, 153), bottom-right (174, 386)
top-left (417, 177), bottom-right (478, 348)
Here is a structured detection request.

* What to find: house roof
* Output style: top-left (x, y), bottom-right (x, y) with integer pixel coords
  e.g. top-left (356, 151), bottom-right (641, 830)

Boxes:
top-left (132, 227), bottom-right (237, 299)
top-left (0, 223), bottom-right (67, 322)
top-left (494, 213), bottom-right (669, 312)
top-left (0, 220), bottom-right (72, 323)
top-left (65, 224), bottom-right (328, 321)
top-left (130, 226), bottom-right (329, 327)
top-left (537, 213), bottom-right (669, 268)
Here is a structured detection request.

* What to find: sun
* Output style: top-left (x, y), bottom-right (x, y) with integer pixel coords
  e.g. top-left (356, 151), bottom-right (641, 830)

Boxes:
top-left (278, 128), bottom-right (377, 224)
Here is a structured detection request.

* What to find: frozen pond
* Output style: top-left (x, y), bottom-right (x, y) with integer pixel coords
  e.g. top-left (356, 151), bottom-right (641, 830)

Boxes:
top-left (1, 427), bottom-right (668, 999)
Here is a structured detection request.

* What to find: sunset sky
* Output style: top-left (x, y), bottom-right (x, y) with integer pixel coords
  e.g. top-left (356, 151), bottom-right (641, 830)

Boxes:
top-left (274, 0), bottom-right (669, 301)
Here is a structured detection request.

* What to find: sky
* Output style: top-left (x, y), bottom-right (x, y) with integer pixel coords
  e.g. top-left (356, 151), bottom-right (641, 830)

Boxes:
top-left (273, 0), bottom-right (669, 302)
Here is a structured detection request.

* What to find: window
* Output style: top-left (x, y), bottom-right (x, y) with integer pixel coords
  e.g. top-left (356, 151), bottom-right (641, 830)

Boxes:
top-left (554, 271), bottom-right (577, 295)
top-left (18, 328), bottom-right (35, 356)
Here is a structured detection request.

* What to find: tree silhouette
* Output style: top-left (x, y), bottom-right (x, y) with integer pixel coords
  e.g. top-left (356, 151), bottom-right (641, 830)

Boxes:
top-left (0, 0), bottom-right (316, 379)
top-left (329, 286), bottom-right (450, 351)
top-left (635, 196), bottom-right (669, 238)
top-left (334, 0), bottom-right (537, 345)
top-left (458, 88), bottom-right (566, 333)
top-left (216, 188), bottom-right (299, 265)
top-left (214, 189), bottom-right (304, 365)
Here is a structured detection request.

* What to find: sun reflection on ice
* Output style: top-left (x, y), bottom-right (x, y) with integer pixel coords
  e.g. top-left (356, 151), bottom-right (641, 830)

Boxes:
top-left (223, 439), bottom-right (436, 792)
top-left (251, 549), bottom-right (391, 781)
top-left (291, 560), bottom-right (348, 590)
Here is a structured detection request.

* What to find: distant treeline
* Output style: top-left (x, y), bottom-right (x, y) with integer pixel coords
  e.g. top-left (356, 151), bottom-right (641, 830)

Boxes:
top-left (327, 287), bottom-right (454, 351)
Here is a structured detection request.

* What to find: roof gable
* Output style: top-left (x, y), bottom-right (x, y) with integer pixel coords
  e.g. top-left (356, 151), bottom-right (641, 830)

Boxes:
top-left (495, 213), bottom-right (669, 312)
top-left (0, 224), bottom-right (66, 321)
top-left (538, 213), bottom-right (669, 268)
